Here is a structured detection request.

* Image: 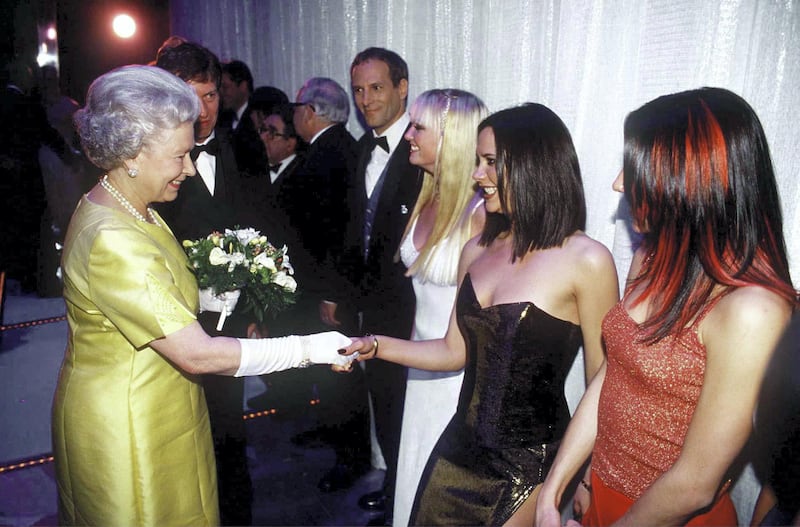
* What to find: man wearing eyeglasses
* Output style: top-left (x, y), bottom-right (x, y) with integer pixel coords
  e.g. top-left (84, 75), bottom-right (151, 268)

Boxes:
top-left (244, 102), bottom-right (319, 416)
top-left (259, 104), bottom-right (302, 195)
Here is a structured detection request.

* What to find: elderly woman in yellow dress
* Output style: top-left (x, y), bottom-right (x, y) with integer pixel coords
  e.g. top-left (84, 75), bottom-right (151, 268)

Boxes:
top-left (52, 65), bottom-right (352, 526)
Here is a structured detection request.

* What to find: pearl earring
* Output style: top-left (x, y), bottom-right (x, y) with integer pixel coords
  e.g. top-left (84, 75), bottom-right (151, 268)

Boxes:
top-left (127, 167), bottom-right (139, 178)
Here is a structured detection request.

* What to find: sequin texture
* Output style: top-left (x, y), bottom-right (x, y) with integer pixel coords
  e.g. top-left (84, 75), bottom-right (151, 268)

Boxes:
top-left (593, 297), bottom-right (722, 499)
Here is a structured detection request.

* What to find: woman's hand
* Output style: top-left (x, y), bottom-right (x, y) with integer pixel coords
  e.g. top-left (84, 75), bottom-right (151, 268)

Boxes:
top-left (338, 335), bottom-right (379, 362)
top-left (535, 498), bottom-right (565, 527)
top-left (572, 469), bottom-right (592, 521)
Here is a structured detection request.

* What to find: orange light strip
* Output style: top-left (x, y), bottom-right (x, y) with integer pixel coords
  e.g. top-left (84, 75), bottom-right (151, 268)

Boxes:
top-left (0, 315), bottom-right (67, 332)
top-left (0, 455), bottom-right (55, 473)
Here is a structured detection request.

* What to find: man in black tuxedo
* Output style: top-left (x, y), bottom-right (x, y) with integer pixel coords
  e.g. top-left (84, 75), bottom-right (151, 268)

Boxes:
top-left (155, 39), bottom-right (255, 527)
top-left (219, 60), bottom-right (268, 177)
top-left (259, 103), bottom-right (304, 220)
top-left (320, 48), bottom-right (421, 523)
top-left (286, 77), bottom-right (374, 492)
top-left (245, 102), bottom-right (314, 413)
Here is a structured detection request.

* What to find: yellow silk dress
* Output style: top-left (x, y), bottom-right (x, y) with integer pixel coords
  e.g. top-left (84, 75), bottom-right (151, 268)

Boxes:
top-left (53, 195), bottom-right (219, 526)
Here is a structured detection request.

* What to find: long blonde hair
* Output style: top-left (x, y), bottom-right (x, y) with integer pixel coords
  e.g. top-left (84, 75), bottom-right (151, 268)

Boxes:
top-left (403, 89), bottom-right (488, 283)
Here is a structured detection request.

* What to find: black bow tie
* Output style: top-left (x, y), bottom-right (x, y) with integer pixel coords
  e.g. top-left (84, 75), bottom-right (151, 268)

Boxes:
top-left (369, 135), bottom-right (390, 153)
top-left (269, 163), bottom-right (281, 174)
top-left (191, 138), bottom-right (219, 161)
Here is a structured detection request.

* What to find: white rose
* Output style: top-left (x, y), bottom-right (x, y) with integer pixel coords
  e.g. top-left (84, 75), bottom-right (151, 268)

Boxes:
top-left (209, 247), bottom-right (245, 272)
top-left (273, 271), bottom-right (297, 292)
top-left (208, 247), bottom-right (228, 266)
top-left (254, 252), bottom-right (277, 272)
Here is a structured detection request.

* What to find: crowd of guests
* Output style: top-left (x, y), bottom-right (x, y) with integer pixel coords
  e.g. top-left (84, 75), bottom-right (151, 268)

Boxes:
top-left (24, 34), bottom-right (798, 527)
top-left (0, 58), bottom-right (99, 297)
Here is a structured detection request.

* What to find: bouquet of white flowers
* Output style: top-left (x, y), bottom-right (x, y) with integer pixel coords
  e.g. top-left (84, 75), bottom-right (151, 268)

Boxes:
top-left (182, 227), bottom-right (297, 330)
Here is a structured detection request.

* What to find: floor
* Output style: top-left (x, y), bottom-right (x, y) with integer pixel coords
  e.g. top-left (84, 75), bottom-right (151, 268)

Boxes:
top-left (0, 280), bottom-right (383, 527)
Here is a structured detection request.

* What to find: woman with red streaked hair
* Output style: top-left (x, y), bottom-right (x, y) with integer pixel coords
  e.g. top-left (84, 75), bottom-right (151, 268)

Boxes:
top-left (536, 87), bottom-right (798, 527)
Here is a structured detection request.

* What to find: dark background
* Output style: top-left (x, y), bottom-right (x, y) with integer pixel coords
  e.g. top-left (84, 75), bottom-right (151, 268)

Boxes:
top-left (2, 0), bottom-right (170, 104)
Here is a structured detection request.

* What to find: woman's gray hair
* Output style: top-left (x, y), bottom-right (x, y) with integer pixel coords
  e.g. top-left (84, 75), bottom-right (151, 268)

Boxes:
top-left (298, 77), bottom-right (350, 124)
top-left (74, 65), bottom-right (200, 170)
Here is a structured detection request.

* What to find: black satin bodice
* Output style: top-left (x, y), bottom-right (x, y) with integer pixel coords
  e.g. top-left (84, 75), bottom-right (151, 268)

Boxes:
top-left (456, 273), bottom-right (582, 449)
top-left (410, 273), bottom-right (583, 525)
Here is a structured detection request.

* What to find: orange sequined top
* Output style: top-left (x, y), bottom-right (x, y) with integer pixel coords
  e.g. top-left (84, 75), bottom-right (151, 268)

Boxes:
top-left (592, 296), bottom-right (723, 499)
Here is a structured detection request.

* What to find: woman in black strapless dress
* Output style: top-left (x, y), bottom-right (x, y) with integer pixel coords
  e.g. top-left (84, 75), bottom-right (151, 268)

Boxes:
top-left (344, 104), bottom-right (620, 526)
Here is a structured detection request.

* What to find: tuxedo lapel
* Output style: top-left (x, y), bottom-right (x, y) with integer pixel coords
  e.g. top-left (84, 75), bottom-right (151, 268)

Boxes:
top-left (374, 141), bottom-right (410, 215)
top-left (272, 155), bottom-right (302, 189)
top-left (370, 141), bottom-right (413, 236)
top-left (213, 130), bottom-right (241, 203)
top-left (356, 137), bottom-right (373, 184)
top-left (213, 154), bottom-right (227, 200)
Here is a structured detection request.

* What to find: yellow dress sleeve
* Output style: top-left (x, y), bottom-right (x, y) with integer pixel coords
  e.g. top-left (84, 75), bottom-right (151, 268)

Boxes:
top-left (87, 224), bottom-right (197, 348)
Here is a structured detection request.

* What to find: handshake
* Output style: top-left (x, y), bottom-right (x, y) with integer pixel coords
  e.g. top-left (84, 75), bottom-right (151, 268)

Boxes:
top-left (301, 332), bottom-right (380, 372)
top-left (234, 331), bottom-right (379, 377)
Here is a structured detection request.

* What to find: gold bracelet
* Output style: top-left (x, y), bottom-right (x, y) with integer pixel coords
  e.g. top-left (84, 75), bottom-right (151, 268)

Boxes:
top-left (365, 333), bottom-right (379, 357)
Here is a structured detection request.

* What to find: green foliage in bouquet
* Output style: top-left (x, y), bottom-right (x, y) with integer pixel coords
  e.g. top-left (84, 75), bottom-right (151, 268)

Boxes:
top-left (182, 228), bottom-right (298, 323)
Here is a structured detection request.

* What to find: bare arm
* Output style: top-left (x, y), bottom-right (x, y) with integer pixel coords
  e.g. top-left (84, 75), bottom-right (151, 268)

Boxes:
top-left (574, 240), bottom-right (619, 381)
top-left (150, 321), bottom-right (242, 375)
top-left (345, 236), bottom-right (486, 371)
top-left (611, 287), bottom-right (791, 526)
top-left (565, 239), bottom-right (618, 520)
top-left (150, 322), bottom-right (353, 376)
top-left (537, 243), bottom-right (629, 526)
top-left (536, 361), bottom-right (607, 527)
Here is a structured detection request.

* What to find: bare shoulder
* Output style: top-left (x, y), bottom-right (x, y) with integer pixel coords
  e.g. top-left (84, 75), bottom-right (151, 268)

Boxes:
top-left (704, 286), bottom-right (792, 352)
top-left (458, 235), bottom-right (486, 276)
top-left (562, 232), bottom-right (616, 275)
top-left (712, 286), bottom-right (792, 327)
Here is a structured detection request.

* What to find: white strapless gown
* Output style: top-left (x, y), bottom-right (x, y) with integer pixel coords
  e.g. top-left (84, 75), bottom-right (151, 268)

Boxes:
top-left (393, 217), bottom-right (466, 527)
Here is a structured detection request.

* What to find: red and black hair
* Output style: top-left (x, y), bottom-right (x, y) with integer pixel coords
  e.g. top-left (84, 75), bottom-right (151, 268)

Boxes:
top-left (624, 87), bottom-right (797, 341)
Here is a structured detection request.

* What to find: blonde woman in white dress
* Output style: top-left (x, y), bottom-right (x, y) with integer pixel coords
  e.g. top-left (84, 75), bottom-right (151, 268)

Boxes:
top-left (393, 89), bottom-right (488, 527)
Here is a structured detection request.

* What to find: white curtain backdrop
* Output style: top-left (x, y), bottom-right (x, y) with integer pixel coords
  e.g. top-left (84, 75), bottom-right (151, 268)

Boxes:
top-left (170, 1), bottom-right (799, 523)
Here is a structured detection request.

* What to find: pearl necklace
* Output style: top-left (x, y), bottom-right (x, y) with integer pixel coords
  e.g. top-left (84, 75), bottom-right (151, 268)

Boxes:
top-left (100, 175), bottom-right (160, 226)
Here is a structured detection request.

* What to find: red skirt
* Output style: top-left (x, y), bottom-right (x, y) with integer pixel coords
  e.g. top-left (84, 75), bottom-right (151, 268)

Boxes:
top-left (584, 471), bottom-right (738, 526)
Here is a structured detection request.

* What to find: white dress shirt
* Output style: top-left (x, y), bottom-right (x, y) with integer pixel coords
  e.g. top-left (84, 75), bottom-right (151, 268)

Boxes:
top-left (231, 102), bottom-right (248, 130)
top-left (195, 131), bottom-right (216, 195)
top-left (270, 153), bottom-right (297, 183)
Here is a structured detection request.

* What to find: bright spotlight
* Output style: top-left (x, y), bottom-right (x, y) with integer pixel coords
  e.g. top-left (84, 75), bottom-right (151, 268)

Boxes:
top-left (46, 26), bottom-right (57, 40)
top-left (112, 14), bottom-right (136, 39)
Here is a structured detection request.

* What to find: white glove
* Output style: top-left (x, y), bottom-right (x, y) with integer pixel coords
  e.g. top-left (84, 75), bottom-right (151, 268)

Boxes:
top-left (302, 331), bottom-right (355, 366)
top-left (235, 331), bottom-right (354, 377)
top-left (199, 288), bottom-right (241, 314)
top-left (199, 288), bottom-right (241, 331)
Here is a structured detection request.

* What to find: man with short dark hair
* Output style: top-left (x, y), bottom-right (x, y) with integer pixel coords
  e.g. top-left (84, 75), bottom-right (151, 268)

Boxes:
top-left (259, 103), bottom-right (302, 211)
top-left (321, 47), bottom-right (421, 524)
top-left (155, 38), bottom-right (255, 527)
top-left (220, 59), bottom-right (268, 176)
top-left (249, 85), bottom-right (289, 132)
